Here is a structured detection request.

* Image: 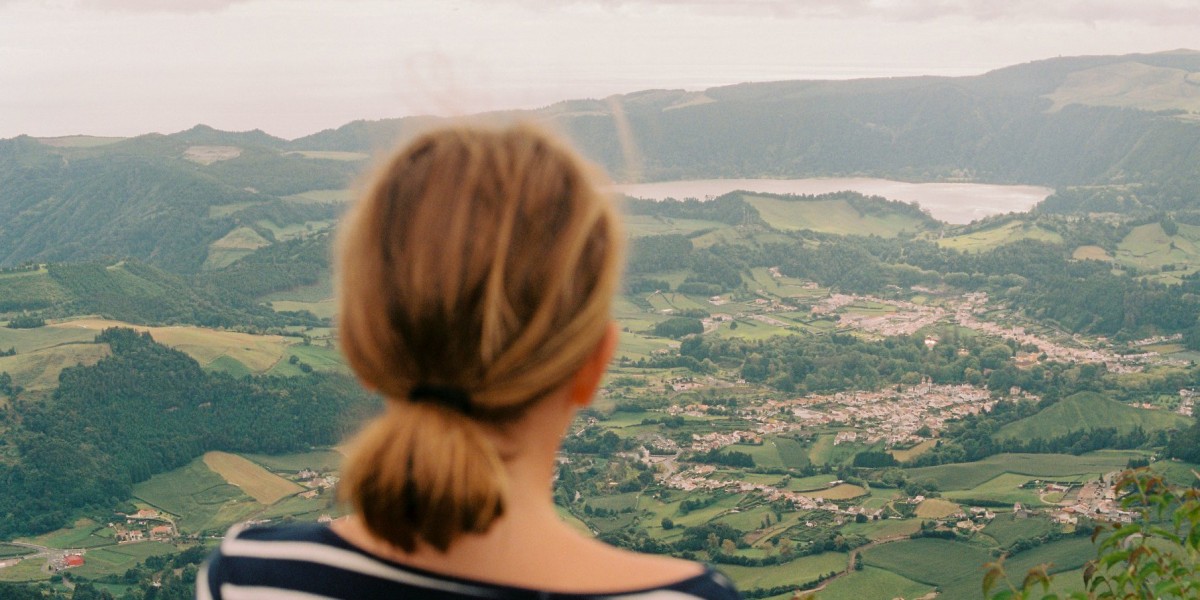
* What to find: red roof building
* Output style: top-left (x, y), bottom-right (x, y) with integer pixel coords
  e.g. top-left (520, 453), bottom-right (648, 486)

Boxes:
top-left (65, 555), bottom-right (85, 567)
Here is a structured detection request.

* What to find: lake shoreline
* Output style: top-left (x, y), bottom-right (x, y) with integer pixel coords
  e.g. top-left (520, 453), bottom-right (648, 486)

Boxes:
top-left (613, 177), bottom-right (1054, 225)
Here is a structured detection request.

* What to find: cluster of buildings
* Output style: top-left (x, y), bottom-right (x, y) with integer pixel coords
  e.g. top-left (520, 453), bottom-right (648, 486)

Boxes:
top-left (112, 508), bottom-right (175, 543)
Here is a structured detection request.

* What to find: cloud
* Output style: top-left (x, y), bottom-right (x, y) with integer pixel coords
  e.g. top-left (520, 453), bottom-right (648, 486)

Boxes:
top-left (497, 0), bottom-right (1200, 26)
top-left (0, 0), bottom-right (258, 13)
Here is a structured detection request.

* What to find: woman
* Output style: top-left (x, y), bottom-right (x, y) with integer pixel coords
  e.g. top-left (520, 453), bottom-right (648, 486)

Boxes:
top-left (199, 123), bottom-right (741, 600)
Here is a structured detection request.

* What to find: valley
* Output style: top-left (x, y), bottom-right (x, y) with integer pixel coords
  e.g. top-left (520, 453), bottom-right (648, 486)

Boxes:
top-left (1, 50), bottom-right (1199, 599)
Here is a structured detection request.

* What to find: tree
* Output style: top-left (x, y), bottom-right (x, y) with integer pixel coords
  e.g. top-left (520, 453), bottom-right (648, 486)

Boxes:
top-left (661, 517), bottom-right (675, 530)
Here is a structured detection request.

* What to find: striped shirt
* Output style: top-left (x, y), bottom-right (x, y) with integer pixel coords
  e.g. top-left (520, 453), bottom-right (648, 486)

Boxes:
top-left (198, 523), bottom-right (742, 600)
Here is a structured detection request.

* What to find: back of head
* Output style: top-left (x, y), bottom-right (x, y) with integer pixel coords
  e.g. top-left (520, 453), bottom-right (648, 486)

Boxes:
top-left (336, 122), bottom-right (623, 552)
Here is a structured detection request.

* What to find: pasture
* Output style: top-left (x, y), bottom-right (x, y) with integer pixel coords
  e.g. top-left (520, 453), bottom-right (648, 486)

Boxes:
top-left (890, 439), bottom-right (936, 463)
top-left (202, 451), bottom-right (304, 505)
top-left (133, 457), bottom-right (259, 535)
top-left (50, 317), bottom-right (293, 373)
top-left (938, 220), bottom-right (1062, 252)
top-left (742, 195), bottom-right (926, 237)
top-left (0, 268), bottom-right (71, 313)
top-left (862, 537), bottom-right (993, 599)
top-left (202, 226), bottom-right (271, 270)
top-left (995, 392), bottom-right (1190, 441)
top-left (914, 498), bottom-right (960, 519)
top-left (0, 556), bottom-right (49, 582)
top-left (839, 518), bottom-right (921, 541)
top-left (0, 343), bottom-right (110, 391)
top-left (905, 452), bottom-right (1137, 491)
top-left (812, 566), bottom-right (933, 600)
top-left (69, 542), bottom-right (183, 579)
top-left (281, 188), bottom-right (355, 204)
top-left (271, 299), bottom-right (337, 320)
top-left (720, 552), bottom-right (847, 589)
top-left (942, 473), bottom-right (1045, 506)
top-left (242, 449), bottom-right (344, 473)
top-left (16, 519), bottom-right (111, 549)
top-left (623, 214), bottom-right (728, 238)
top-left (982, 514), bottom-right (1056, 548)
top-left (1072, 245), bottom-right (1112, 261)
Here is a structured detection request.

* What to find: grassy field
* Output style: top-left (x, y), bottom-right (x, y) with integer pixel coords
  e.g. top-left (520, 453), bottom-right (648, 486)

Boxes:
top-left (624, 214), bottom-right (728, 238)
top-left (805, 484), bottom-right (867, 500)
top-left (914, 498), bottom-right (960, 519)
top-left (890, 439), bottom-right (936, 463)
top-left (242, 449), bottom-right (344, 473)
top-left (743, 195), bottom-right (925, 237)
top-left (49, 317), bottom-right (293, 373)
top-left (68, 542), bottom-right (184, 579)
top-left (1046, 60), bottom-right (1200, 114)
top-left (271, 298), bottom-right (337, 319)
top-left (938, 220), bottom-right (1063, 252)
top-left (202, 226), bottom-right (271, 270)
top-left (203, 451), bottom-right (304, 504)
top-left (0, 556), bottom-right (50, 582)
top-left (1115, 222), bottom-right (1200, 276)
top-left (133, 457), bottom-right (259, 535)
top-left (862, 537), bottom-right (994, 599)
top-left (16, 519), bottom-right (112, 549)
top-left (1072, 245), bottom-right (1112, 261)
top-left (721, 552), bottom-right (847, 589)
top-left (1004, 536), bottom-right (1098, 579)
top-left (839, 518), bottom-right (921, 541)
top-left (737, 437), bottom-right (810, 470)
top-left (267, 344), bottom-right (348, 376)
top-left (812, 566), bottom-right (934, 600)
top-left (255, 219), bottom-right (337, 241)
top-left (982, 514), bottom-right (1056, 548)
top-left (995, 392), bottom-right (1190, 441)
top-left (0, 268), bottom-right (71, 313)
top-left (0, 545), bottom-right (35, 559)
top-left (0, 343), bottom-right (110, 391)
top-left (942, 473), bottom-right (1046, 506)
top-left (905, 452), bottom-right (1138, 491)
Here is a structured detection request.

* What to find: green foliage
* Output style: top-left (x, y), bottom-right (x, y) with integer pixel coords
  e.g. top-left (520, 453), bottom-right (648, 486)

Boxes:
top-left (5, 315), bottom-right (44, 329)
top-left (653, 317), bottom-right (704, 339)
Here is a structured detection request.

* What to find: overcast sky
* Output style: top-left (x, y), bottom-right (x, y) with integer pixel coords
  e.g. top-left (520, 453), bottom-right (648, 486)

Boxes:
top-left (2, 0), bottom-right (1198, 139)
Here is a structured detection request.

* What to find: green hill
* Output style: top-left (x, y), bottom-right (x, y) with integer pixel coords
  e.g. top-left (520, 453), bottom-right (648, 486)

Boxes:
top-left (286, 51), bottom-right (1200, 210)
top-left (996, 392), bottom-right (1191, 441)
top-left (741, 191), bottom-right (937, 237)
top-left (0, 260), bottom-right (321, 328)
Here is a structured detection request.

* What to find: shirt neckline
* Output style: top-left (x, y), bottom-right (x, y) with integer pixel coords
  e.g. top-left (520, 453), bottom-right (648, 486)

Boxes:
top-left (314, 523), bottom-right (716, 597)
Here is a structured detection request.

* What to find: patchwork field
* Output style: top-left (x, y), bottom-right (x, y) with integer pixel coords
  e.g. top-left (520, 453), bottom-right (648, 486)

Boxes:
top-left (133, 457), bottom-right (259, 535)
top-left (202, 451), bottom-right (304, 504)
top-left (68, 542), bottom-right (184, 580)
top-left (49, 318), bottom-right (293, 373)
top-left (905, 452), bottom-right (1138, 491)
top-left (241, 449), bottom-right (343, 473)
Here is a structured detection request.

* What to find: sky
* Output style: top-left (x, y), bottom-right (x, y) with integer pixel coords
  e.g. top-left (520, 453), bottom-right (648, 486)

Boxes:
top-left (2, 0), bottom-right (1199, 139)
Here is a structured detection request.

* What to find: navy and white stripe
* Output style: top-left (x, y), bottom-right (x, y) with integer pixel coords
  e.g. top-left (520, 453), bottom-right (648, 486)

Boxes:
top-left (199, 523), bottom-right (741, 600)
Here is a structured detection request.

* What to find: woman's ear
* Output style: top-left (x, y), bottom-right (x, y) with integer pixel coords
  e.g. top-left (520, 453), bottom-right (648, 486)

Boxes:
top-left (568, 322), bottom-right (619, 407)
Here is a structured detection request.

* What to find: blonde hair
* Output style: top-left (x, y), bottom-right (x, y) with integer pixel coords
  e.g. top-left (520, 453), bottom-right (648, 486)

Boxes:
top-left (336, 122), bottom-right (624, 553)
